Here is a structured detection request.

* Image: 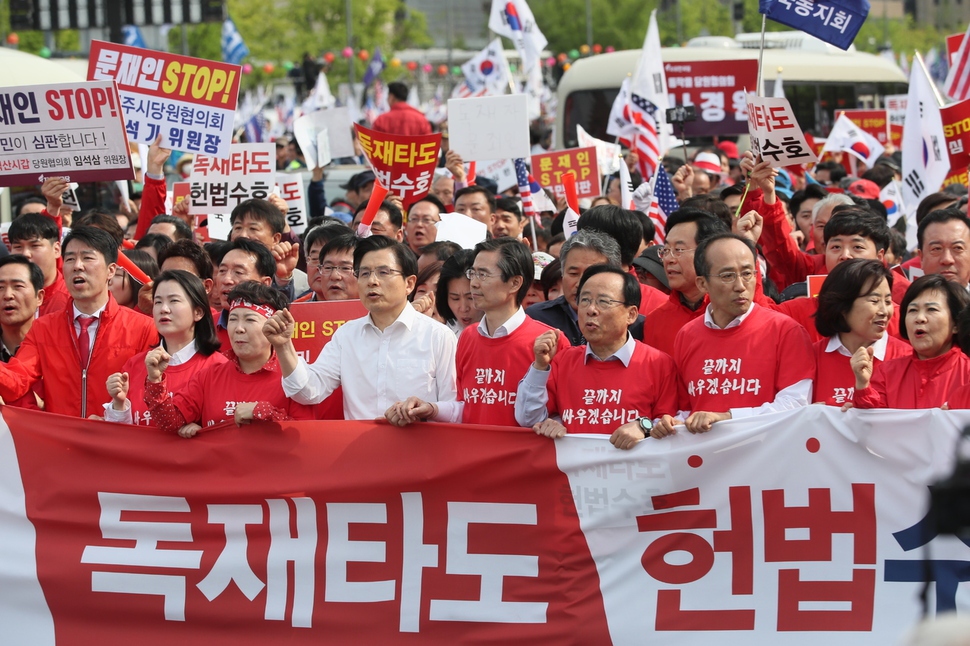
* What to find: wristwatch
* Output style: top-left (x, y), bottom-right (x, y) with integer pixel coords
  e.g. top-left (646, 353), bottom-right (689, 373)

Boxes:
top-left (637, 416), bottom-right (653, 438)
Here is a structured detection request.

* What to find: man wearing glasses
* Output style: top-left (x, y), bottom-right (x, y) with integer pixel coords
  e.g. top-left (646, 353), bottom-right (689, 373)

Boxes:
top-left (513, 265), bottom-right (679, 450)
top-left (653, 233), bottom-right (813, 439)
top-left (404, 196), bottom-right (443, 254)
top-left (264, 236), bottom-right (457, 419)
top-left (297, 233), bottom-right (359, 303)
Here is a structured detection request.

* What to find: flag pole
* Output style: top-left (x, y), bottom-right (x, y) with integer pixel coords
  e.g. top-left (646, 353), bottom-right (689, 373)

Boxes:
top-left (756, 15), bottom-right (767, 98)
top-left (914, 50), bottom-right (946, 108)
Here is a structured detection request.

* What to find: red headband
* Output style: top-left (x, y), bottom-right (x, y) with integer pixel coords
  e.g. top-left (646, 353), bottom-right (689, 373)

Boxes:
top-left (228, 298), bottom-right (276, 319)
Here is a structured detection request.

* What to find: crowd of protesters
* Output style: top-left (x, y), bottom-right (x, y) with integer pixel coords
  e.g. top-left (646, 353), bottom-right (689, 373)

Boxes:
top-left (4, 112), bottom-right (970, 448)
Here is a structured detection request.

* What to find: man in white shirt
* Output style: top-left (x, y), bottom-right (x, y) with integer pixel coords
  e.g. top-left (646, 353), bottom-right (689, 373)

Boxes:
top-left (264, 236), bottom-right (457, 419)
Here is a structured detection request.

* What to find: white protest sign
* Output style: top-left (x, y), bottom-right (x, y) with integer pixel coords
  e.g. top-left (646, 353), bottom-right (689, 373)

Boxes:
top-left (315, 130), bottom-right (332, 168)
top-left (0, 81), bottom-right (133, 187)
top-left (745, 94), bottom-right (818, 168)
top-left (577, 124), bottom-right (622, 176)
top-left (62, 182), bottom-right (81, 212)
top-left (293, 107), bottom-right (354, 168)
top-left (206, 212), bottom-right (232, 241)
top-left (277, 173), bottom-right (308, 235)
top-left (187, 143), bottom-right (274, 215)
top-left (436, 213), bottom-right (489, 249)
top-left (885, 94), bottom-right (907, 130)
top-left (447, 94), bottom-right (530, 161)
top-left (478, 158), bottom-right (518, 192)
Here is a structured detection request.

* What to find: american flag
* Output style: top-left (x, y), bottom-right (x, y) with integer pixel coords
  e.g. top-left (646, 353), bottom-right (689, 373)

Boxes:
top-left (244, 113), bottom-right (266, 143)
top-left (629, 93), bottom-right (661, 181)
top-left (514, 158), bottom-right (539, 224)
top-left (451, 81), bottom-right (488, 99)
top-left (946, 22), bottom-right (970, 100)
top-left (647, 165), bottom-right (679, 244)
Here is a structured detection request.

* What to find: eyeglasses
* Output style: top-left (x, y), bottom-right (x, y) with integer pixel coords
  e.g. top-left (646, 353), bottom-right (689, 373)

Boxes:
top-left (709, 269), bottom-right (756, 284)
top-left (320, 264), bottom-right (355, 276)
top-left (408, 217), bottom-right (440, 226)
top-left (355, 267), bottom-right (404, 280)
top-left (659, 247), bottom-right (695, 259)
top-left (465, 268), bottom-right (499, 281)
top-left (578, 296), bottom-right (626, 309)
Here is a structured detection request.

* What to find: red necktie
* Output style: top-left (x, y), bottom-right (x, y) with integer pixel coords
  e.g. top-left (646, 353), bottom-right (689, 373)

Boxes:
top-left (77, 316), bottom-right (95, 368)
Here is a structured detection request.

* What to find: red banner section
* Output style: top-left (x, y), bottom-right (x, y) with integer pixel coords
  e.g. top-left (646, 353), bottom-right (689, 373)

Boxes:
top-left (664, 59), bottom-right (759, 136)
top-left (4, 407), bottom-right (611, 645)
top-left (839, 109), bottom-right (890, 145)
top-left (531, 147), bottom-right (599, 199)
top-left (290, 300), bottom-right (368, 363)
top-left (354, 124), bottom-right (441, 207)
top-left (941, 98), bottom-right (970, 173)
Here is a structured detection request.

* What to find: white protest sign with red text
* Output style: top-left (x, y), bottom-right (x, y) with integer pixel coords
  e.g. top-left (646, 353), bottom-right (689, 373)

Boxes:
top-left (187, 143), bottom-right (274, 215)
top-left (276, 173), bottom-right (308, 235)
top-left (88, 40), bottom-right (240, 159)
top-left (746, 94), bottom-right (818, 168)
top-left (0, 81), bottom-right (133, 187)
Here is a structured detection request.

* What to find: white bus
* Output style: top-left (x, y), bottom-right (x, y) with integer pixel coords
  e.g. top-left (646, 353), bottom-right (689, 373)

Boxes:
top-left (555, 31), bottom-right (908, 150)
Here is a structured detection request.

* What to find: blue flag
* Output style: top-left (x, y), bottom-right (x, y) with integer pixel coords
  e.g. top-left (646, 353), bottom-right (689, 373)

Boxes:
top-left (121, 25), bottom-right (146, 48)
top-left (221, 18), bottom-right (250, 65)
top-left (363, 47), bottom-right (386, 87)
top-left (759, 0), bottom-right (869, 51)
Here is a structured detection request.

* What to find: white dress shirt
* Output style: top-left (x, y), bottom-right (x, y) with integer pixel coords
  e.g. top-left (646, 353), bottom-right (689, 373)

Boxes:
top-left (826, 332), bottom-right (890, 360)
top-left (73, 302), bottom-right (107, 355)
top-left (282, 302), bottom-right (458, 419)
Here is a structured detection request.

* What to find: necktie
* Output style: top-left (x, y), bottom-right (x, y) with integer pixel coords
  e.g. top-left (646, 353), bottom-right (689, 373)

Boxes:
top-left (77, 316), bottom-right (95, 368)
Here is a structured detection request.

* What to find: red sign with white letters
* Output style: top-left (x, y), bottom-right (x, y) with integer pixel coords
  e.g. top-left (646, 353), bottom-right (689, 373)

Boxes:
top-left (354, 124), bottom-right (441, 207)
top-left (664, 59), bottom-right (759, 136)
top-left (289, 300), bottom-right (368, 363)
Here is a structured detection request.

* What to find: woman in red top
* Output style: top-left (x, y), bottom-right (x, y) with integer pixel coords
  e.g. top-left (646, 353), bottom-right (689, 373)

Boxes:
top-left (144, 281), bottom-right (313, 436)
top-left (103, 270), bottom-right (227, 425)
top-left (812, 260), bottom-right (910, 407)
top-left (853, 274), bottom-right (970, 409)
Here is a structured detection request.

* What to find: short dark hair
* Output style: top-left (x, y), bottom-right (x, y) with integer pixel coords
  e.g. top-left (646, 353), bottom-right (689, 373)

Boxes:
top-left (8, 213), bottom-right (59, 245)
top-left (719, 184), bottom-right (746, 200)
top-left (62, 226), bottom-right (119, 265)
top-left (410, 261), bottom-right (443, 303)
top-left (223, 236), bottom-right (276, 279)
top-left (226, 280), bottom-right (289, 311)
top-left (861, 164), bottom-right (894, 189)
top-left (454, 185), bottom-right (496, 213)
top-left (152, 270), bottom-right (221, 355)
top-left (304, 222), bottom-right (352, 253)
top-left (230, 199), bottom-right (285, 236)
top-left (495, 196), bottom-right (524, 221)
top-left (318, 233), bottom-right (359, 264)
top-left (0, 255), bottom-right (45, 293)
top-left (680, 194), bottom-right (733, 230)
top-left (148, 214), bottom-right (193, 241)
top-left (353, 235), bottom-right (418, 278)
top-left (789, 184), bottom-right (828, 219)
top-left (632, 210), bottom-right (655, 245)
top-left (387, 81), bottom-right (409, 102)
top-left (420, 240), bottom-right (460, 261)
top-left (135, 233), bottom-right (174, 259)
top-left (576, 205), bottom-right (643, 267)
top-left (158, 239), bottom-right (213, 280)
top-left (694, 233), bottom-right (757, 279)
top-left (407, 194), bottom-right (446, 217)
top-left (888, 228), bottom-right (907, 263)
top-left (13, 197), bottom-right (46, 219)
top-left (899, 274), bottom-right (970, 343)
top-left (435, 249), bottom-right (476, 323)
top-left (578, 264), bottom-right (642, 308)
top-left (204, 240), bottom-right (232, 267)
top-left (122, 249), bottom-right (160, 283)
top-left (915, 192), bottom-right (959, 227)
top-left (353, 200), bottom-right (404, 230)
top-left (473, 237), bottom-right (534, 305)
top-left (917, 208), bottom-right (970, 250)
top-left (539, 257), bottom-right (562, 299)
top-left (73, 211), bottom-right (124, 248)
top-left (823, 208), bottom-right (891, 252)
top-left (664, 208), bottom-right (729, 246)
top-left (815, 259), bottom-right (893, 338)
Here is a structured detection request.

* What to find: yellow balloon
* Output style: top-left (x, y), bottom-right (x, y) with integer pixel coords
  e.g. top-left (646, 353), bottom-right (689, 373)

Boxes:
top-left (563, 62), bottom-right (571, 72)
top-left (390, 57), bottom-right (402, 68)
top-left (579, 44), bottom-right (590, 55)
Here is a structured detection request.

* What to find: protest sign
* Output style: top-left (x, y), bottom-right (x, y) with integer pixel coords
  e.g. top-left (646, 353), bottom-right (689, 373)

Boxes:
top-left (354, 124), bottom-right (441, 207)
top-left (277, 173), bottom-right (308, 235)
top-left (293, 107), bottom-right (354, 168)
top-left (840, 109), bottom-right (890, 145)
top-left (478, 158), bottom-right (518, 192)
top-left (88, 40), bottom-right (239, 159)
top-left (0, 81), bottom-right (133, 187)
top-left (746, 94), bottom-right (818, 168)
top-left (447, 94), bottom-right (530, 161)
top-left (187, 143), bottom-right (274, 215)
top-left (941, 98), bottom-right (970, 172)
top-left (1, 405), bottom-right (968, 644)
top-left (289, 300), bottom-right (367, 363)
top-left (436, 212), bottom-right (489, 249)
top-left (664, 60), bottom-right (759, 136)
top-left (531, 147), bottom-right (599, 200)
top-left (759, 0), bottom-right (868, 51)
top-left (576, 124), bottom-right (621, 176)
top-left (885, 94), bottom-right (906, 147)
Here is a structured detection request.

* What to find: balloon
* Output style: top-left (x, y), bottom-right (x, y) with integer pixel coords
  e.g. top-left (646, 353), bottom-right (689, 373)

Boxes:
top-left (262, 63), bottom-right (275, 74)
top-left (358, 49), bottom-right (369, 61)
top-left (407, 61), bottom-right (418, 71)
top-left (563, 63), bottom-right (571, 72)
top-left (568, 48), bottom-right (580, 59)
top-left (556, 53), bottom-right (568, 63)
top-left (452, 66), bottom-right (461, 75)
top-left (579, 44), bottom-right (590, 55)
top-left (605, 45), bottom-right (615, 53)
top-left (509, 63), bottom-right (517, 73)
top-left (593, 44), bottom-right (602, 54)
top-left (545, 56), bottom-right (556, 67)
top-left (324, 52), bottom-right (335, 64)
top-left (38, 46), bottom-right (51, 59)
top-left (282, 61), bottom-right (294, 71)
top-left (437, 64), bottom-right (448, 76)
top-left (6, 33), bottom-right (19, 46)
top-left (342, 47), bottom-right (353, 58)
top-left (242, 63), bottom-right (253, 74)
top-left (422, 63), bottom-right (433, 73)
top-left (390, 57), bottom-right (402, 68)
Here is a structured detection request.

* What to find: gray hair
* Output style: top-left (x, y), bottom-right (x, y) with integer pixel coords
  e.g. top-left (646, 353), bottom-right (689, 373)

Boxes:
top-left (812, 192), bottom-right (854, 224)
top-left (560, 229), bottom-right (622, 267)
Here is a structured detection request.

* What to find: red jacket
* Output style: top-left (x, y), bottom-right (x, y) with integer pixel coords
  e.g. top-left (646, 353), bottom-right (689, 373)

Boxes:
top-left (135, 175), bottom-right (168, 241)
top-left (854, 346), bottom-right (970, 409)
top-left (372, 102), bottom-right (432, 137)
top-left (0, 296), bottom-right (158, 417)
top-left (38, 271), bottom-right (71, 317)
